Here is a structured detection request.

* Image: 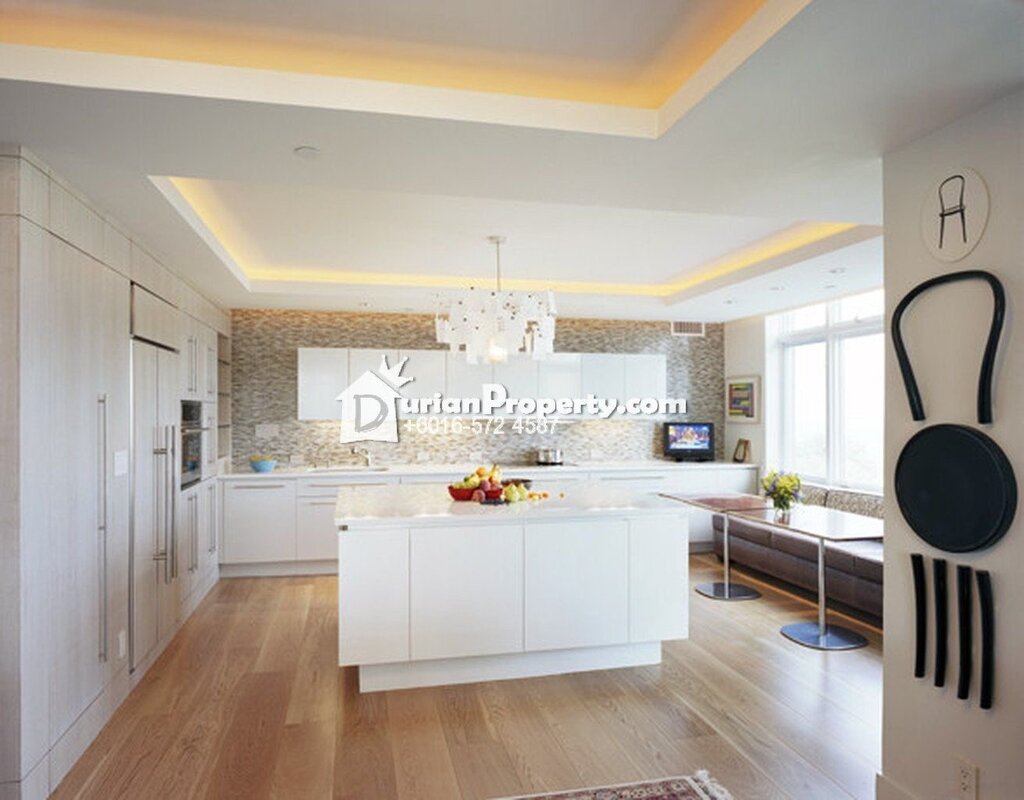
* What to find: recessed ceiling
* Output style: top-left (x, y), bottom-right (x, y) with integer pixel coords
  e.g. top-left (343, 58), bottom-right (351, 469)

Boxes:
top-left (0, 0), bottom-right (1020, 321)
top-left (0, 0), bottom-right (765, 108)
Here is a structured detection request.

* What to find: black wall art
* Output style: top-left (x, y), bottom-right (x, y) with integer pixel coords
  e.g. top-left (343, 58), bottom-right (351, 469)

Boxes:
top-left (920, 168), bottom-right (989, 262)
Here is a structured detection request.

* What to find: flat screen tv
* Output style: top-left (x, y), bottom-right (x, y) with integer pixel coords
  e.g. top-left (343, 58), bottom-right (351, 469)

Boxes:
top-left (663, 422), bottom-right (714, 462)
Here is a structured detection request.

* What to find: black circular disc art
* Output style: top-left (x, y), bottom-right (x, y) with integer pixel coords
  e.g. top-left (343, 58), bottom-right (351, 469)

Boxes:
top-left (895, 424), bottom-right (1017, 553)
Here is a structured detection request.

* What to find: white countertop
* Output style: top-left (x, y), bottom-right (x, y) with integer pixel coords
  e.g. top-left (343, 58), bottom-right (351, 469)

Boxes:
top-left (222, 460), bottom-right (759, 480)
top-left (334, 482), bottom-right (689, 527)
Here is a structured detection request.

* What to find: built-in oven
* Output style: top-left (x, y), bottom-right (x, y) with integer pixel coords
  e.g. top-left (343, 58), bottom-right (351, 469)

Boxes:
top-left (181, 400), bottom-right (205, 489)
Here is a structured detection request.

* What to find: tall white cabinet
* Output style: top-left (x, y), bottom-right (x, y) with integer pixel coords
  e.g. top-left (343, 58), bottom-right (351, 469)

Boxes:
top-left (1, 148), bottom-right (231, 799)
top-left (17, 220), bottom-right (131, 790)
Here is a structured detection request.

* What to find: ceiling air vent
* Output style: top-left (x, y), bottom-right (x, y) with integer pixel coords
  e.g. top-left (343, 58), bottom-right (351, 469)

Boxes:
top-left (670, 321), bottom-right (705, 337)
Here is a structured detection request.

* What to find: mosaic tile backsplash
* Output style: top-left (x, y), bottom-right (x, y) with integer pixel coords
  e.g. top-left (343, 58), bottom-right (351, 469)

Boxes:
top-left (230, 310), bottom-right (725, 469)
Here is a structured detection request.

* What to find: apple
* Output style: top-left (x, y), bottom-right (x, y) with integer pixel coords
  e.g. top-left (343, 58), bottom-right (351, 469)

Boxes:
top-left (471, 489), bottom-right (485, 502)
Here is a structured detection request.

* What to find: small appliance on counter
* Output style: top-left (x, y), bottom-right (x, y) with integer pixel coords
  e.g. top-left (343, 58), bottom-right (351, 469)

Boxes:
top-left (180, 400), bottom-right (205, 488)
top-left (535, 447), bottom-right (564, 466)
top-left (663, 422), bottom-right (714, 462)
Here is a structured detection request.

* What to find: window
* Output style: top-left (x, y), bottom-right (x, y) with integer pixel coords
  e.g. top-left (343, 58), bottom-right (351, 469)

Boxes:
top-left (773, 289), bottom-right (884, 491)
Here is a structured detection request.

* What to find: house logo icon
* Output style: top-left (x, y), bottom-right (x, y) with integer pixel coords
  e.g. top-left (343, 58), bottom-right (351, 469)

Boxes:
top-left (337, 355), bottom-right (413, 444)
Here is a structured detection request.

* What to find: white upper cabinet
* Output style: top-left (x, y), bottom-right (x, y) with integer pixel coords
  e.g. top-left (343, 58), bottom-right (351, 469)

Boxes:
top-left (493, 353), bottom-right (540, 402)
top-left (348, 348), bottom-right (398, 381)
top-left (297, 348), bottom-right (348, 420)
top-left (624, 354), bottom-right (667, 402)
top-left (537, 353), bottom-right (581, 401)
top-left (445, 352), bottom-right (494, 400)
top-left (400, 349), bottom-right (445, 401)
top-left (580, 354), bottom-right (625, 416)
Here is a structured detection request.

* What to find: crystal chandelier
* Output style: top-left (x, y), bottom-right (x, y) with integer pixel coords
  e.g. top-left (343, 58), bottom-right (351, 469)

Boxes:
top-left (435, 236), bottom-right (557, 364)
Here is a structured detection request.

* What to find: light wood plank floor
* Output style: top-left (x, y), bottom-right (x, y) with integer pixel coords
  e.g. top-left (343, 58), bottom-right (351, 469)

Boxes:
top-left (53, 555), bottom-right (882, 800)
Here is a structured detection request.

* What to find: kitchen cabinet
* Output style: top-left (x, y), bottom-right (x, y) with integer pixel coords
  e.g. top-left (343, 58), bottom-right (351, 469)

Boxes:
top-left (624, 354), bottom-right (667, 403)
top-left (297, 348), bottom-right (348, 420)
top-left (445, 352), bottom-right (493, 400)
top-left (349, 348), bottom-right (398, 381)
top-left (297, 497), bottom-right (345, 560)
top-left (493, 354), bottom-right (539, 402)
top-left (201, 480), bottom-right (219, 576)
top-left (537, 353), bottom-right (581, 401)
top-left (180, 484), bottom-right (201, 602)
top-left (399, 349), bottom-right (445, 401)
top-left (202, 401), bottom-right (218, 480)
top-left (223, 481), bottom-right (297, 563)
top-left (339, 527), bottom-right (410, 665)
top-left (180, 316), bottom-right (209, 402)
top-left (22, 231), bottom-right (131, 751)
top-left (204, 327), bottom-right (218, 400)
top-left (525, 519), bottom-right (629, 651)
top-left (580, 353), bottom-right (625, 407)
top-left (628, 517), bottom-right (688, 642)
top-left (410, 524), bottom-right (524, 660)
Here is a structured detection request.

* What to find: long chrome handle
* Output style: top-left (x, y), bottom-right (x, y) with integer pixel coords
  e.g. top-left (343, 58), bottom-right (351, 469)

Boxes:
top-left (232, 483), bottom-right (287, 489)
top-left (153, 427), bottom-right (169, 580)
top-left (193, 494), bottom-right (199, 571)
top-left (169, 424), bottom-right (178, 580)
top-left (97, 394), bottom-right (109, 663)
top-left (208, 484), bottom-right (217, 554)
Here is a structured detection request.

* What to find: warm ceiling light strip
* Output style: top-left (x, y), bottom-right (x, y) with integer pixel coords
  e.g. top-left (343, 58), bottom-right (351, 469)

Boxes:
top-left (0, 4), bottom-right (766, 109)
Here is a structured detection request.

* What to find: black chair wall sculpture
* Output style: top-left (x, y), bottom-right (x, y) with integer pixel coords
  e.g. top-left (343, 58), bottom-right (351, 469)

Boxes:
top-left (938, 174), bottom-right (967, 249)
top-left (893, 269), bottom-right (1012, 710)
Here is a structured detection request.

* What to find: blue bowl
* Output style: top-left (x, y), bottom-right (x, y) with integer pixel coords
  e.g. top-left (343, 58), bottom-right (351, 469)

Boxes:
top-left (250, 459), bottom-right (277, 473)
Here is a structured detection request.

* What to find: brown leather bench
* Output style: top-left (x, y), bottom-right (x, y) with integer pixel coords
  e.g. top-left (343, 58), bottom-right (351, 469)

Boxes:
top-left (712, 487), bottom-right (883, 623)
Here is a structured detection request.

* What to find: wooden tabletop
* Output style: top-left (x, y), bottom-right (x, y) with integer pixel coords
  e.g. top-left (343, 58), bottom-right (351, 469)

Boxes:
top-left (660, 493), bottom-right (773, 513)
top-left (731, 504), bottom-right (884, 542)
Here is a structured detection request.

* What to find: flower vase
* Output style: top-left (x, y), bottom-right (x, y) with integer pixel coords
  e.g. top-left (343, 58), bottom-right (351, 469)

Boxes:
top-left (773, 504), bottom-right (791, 524)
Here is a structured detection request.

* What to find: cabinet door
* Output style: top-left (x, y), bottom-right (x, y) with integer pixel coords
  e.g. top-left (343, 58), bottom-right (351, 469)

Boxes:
top-left (493, 354), bottom-right (539, 402)
top-left (222, 482), bottom-right (297, 563)
top-left (629, 517), bottom-right (688, 642)
top-left (410, 524), bottom-right (524, 660)
top-left (580, 353), bottom-right (625, 409)
top-left (200, 480), bottom-right (218, 575)
top-left (297, 348), bottom-right (348, 420)
top-left (297, 497), bottom-right (344, 560)
top-left (537, 353), bottom-right (581, 401)
top-left (399, 349), bottom-right (446, 402)
top-left (179, 488), bottom-right (199, 601)
top-left (445, 352), bottom-right (493, 401)
top-left (623, 354), bottom-right (667, 401)
top-left (525, 519), bottom-right (628, 651)
top-left (204, 329), bottom-right (218, 400)
top-left (339, 527), bottom-right (409, 665)
top-left (349, 348), bottom-right (398, 381)
top-left (595, 471), bottom-right (670, 493)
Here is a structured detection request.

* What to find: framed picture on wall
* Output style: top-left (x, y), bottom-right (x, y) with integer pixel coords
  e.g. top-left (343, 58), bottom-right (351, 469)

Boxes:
top-left (726, 375), bottom-right (760, 424)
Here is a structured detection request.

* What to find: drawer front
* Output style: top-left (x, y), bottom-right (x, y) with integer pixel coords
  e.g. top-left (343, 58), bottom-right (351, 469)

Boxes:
top-left (296, 498), bottom-right (343, 560)
top-left (222, 482), bottom-right (296, 563)
top-left (296, 475), bottom-right (395, 497)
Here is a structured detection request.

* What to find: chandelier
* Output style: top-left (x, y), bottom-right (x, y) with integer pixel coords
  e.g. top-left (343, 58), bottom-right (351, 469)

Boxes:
top-left (435, 236), bottom-right (557, 364)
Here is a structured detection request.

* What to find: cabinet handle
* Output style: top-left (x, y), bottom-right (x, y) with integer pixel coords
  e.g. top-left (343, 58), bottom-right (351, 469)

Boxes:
top-left (303, 500), bottom-right (339, 507)
top-left (153, 426), bottom-right (169, 572)
top-left (232, 483), bottom-right (287, 489)
top-left (208, 485), bottom-right (217, 554)
top-left (308, 482), bottom-right (388, 489)
top-left (169, 425), bottom-right (178, 580)
top-left (192, 494), bottom-right (199, 572)
top-left (97, 394), bottom-right (109, 663)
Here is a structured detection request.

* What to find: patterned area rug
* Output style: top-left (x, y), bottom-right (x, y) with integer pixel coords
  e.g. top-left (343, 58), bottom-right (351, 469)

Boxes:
top-left (495, 770), bottom-right (734, 800)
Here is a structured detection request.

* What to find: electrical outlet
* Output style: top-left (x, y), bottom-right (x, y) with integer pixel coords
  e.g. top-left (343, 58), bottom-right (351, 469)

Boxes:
top-left (956, 757), bottom-right (977, 800)
top-left (117, 630), bottom-right (127, 660)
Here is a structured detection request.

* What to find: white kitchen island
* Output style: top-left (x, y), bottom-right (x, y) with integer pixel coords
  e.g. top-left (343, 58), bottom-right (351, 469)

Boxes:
top-left (336, 483), bottom-right (689, 692)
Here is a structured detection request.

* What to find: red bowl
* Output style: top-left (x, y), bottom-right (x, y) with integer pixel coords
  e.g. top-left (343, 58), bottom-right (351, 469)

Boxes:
top-left (448, 486), bottom-right (475, 501)
top-left (484, 488), bottom-right (505, 500)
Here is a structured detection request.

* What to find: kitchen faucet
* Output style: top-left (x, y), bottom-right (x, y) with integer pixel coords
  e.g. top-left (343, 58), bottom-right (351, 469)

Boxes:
top-left (351, 446), bottom-right (372, 467)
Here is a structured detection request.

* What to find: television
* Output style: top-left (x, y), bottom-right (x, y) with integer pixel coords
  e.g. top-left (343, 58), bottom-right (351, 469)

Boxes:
top-left (663, 422), bottom-right (714, 462)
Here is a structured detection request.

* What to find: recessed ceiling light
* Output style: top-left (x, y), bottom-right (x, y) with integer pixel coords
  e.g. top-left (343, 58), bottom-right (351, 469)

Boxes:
top-left (292, 145), bottom-right (321, 159)
top-left (724, 299), bottom-right (736, 305)
top-left (824, 283), bottom-right (837, 289)
top-left (828, 267), bottom-right (846, 274)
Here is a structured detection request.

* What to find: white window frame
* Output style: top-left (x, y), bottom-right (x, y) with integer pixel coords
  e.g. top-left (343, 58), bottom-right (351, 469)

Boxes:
top-left (776, 295), bottom-right (884, 492)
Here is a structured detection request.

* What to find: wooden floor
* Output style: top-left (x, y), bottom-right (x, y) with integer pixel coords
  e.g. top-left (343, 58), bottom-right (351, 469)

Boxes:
top-left (53, 555), bottom-right (882, 800)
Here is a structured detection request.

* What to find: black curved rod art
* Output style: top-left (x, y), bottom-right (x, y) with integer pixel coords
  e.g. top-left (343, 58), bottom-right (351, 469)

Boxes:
top-left (891, 270), bottom-right (1005, 424)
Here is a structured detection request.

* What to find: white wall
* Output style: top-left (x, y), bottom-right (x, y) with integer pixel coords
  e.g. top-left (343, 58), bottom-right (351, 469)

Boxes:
top-left (878, 90), bottom-right (1024, 800)
top-left (724, 316), bottom-right (766, 469)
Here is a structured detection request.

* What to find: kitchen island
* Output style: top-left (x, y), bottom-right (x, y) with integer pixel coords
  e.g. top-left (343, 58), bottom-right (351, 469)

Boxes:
top-left (336, 483), bottom-right (689, 692)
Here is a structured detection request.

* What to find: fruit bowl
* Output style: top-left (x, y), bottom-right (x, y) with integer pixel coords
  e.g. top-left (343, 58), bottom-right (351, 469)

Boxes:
top-left (484, 487), bottom-right (505, 500)
top-left (448, 486), bottom-right (476, 501)
top-left (502, 478), bottom-right (533, 489)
